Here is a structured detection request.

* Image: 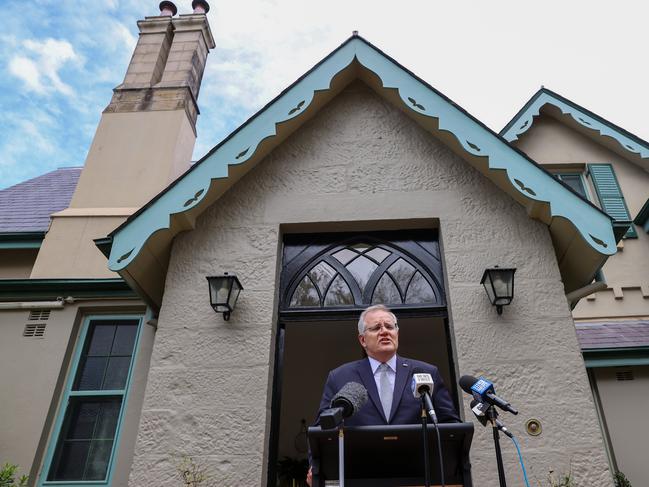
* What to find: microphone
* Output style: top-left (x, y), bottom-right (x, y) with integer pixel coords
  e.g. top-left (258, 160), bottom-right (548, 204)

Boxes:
top-left (459, 375), bottom-right (518, 415)
top-left (411, 368), bottom-right (438, 424)
top-left (320, 382), bottom-right (368, 429)
top-left (470, 399), bottom-right (513, 438)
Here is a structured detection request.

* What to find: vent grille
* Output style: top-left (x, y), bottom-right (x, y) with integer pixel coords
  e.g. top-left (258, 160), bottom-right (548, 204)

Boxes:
top-left (28, 310), bottom-right (51, 321)
top-left (615, 368), bottom-right (634, 381)
top-left (23, 323), bottom-right (47, 338)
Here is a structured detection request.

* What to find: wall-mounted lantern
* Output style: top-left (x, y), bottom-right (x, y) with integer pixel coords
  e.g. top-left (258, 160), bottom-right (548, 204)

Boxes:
top-left (206, 273), bottom-right (243, 321)
top-left (480, 267), bottom-right (516, 315)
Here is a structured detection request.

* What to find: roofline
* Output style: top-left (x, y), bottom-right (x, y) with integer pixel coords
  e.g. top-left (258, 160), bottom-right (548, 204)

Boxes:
top-left (110, 39), bottom-right (611, 238)
top-left (501, 87), bottom-right (649, 155)
top-left (0, 231), bottom-right (46, 249)
top-left (0, 278), bottom-right (137, 301)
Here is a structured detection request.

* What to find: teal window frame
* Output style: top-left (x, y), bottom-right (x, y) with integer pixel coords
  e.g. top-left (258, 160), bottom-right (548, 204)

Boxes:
top-left (553, 172), bottom-right (589, 200)
top-left (38, 314), bottom-right (144, 487)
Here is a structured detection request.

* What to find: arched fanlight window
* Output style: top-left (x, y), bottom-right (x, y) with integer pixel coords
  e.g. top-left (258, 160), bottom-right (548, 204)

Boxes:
top-left (280, 232), bottom-right (445, 311)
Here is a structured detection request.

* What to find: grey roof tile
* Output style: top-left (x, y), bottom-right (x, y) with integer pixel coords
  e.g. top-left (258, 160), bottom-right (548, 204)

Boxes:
top-left (0, 167), bottom-right (81, 233)
top-left (576, 320), bottom-right (649, 349)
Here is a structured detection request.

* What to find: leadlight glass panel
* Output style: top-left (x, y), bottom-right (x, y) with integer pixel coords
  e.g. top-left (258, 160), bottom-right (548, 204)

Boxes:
top-left (372, 273), bottom-right (401, 304)
top-left (346, 255), bottom-right (378, 290)
top-left (405, 271), bottom-right (436, 303)
top-left (290, 275), bottom-right (320, 307)
top-left (284, 233), bottom-right (444, 309)
top-left (324, 275), bottom-right (354, 306)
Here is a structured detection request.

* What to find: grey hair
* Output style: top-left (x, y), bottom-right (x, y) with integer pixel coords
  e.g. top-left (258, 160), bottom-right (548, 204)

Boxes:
top-left (357, 304), bottom-right (398, 335)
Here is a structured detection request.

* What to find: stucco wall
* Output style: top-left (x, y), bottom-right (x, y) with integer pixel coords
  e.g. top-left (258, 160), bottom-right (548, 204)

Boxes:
top-left (514, 114), bottom-right (649, 319)
top-left (129, 81), bottom-right (611, 486)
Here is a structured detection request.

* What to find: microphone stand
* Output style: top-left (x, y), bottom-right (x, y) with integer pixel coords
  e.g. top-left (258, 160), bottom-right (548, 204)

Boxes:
top-left (486, 405), bottom-right (507, 487)
top-left (420, 405), bottom-right (431, 487)
top-left (338, 424), bottom-right (345, 487)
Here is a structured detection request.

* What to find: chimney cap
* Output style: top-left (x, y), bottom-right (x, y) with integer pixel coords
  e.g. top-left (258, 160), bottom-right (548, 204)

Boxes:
top-left (192, 0), bottom-right (210, 14)
top-left (159, 1), bottom-right (177, 16)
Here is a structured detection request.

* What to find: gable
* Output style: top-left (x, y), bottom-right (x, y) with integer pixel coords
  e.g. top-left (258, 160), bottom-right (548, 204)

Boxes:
top-left (101, 37), bottom-right (616, 307)
top-left (501, 88), bottom-right (649, 170)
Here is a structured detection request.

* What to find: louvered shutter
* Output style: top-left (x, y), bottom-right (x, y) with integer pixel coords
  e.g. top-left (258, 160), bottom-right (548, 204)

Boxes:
top-left (588, 163), bottom-right (637, 238)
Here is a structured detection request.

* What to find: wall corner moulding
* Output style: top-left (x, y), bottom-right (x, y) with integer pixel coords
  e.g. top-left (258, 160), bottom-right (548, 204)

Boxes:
top-left (105, 37), bottom-right (617, 281)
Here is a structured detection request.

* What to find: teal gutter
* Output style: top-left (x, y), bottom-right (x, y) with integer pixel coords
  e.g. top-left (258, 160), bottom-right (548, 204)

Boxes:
top-left (633, 198), bottom-right (649, 233)
top-left (500, 88), bottom-right (649, 160)
top-left (105, 36), bottom-right (617, 274)
top-left (582, 347), bottom-right (649, 368)
top-left (0, 278), bottom-right (137, 301)
top-left (0, 232), bottom-right (45, 249)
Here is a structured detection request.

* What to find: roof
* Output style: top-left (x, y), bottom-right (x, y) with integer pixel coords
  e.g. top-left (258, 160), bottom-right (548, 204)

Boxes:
top-left (576, 320), bottom-right (649, 349)
top-left (500, 88), bottom-right (649, 166)
top-left (102, 36), bottom-right (617, 308)
top-left (0, 167), bottom-right (81, 233)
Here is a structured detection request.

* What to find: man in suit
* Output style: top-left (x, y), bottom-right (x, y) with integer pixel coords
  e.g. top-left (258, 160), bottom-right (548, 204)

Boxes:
top-left (307, 304), bottom-right (460, 485)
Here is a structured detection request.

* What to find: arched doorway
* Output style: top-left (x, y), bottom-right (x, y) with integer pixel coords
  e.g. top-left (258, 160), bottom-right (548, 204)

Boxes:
top-left (268, 230), bottom-right (455, 486)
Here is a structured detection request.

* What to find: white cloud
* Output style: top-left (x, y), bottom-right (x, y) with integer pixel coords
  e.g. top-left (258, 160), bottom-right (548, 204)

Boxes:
top-left (8, 56), bottom-right (44, 92)
top-left (8, 38), bottom-right (80, 97)
top-left (111, 21), bottom-right (137, 52)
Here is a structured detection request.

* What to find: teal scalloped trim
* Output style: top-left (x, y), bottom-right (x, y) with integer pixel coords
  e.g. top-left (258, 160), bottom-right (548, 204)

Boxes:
top-left (108, 39), bottom-right (616, 271)
top-left (501, 92), bottom-right (649, 160)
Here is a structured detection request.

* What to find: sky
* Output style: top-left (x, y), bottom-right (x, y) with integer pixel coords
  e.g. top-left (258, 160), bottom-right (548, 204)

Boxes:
top-left (1, 0), bottom-right (648, 190)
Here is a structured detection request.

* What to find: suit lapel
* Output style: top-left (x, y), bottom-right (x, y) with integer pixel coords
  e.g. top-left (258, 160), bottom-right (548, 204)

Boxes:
top-left (356, 358), bottom-right (387, 422)
top-left (390, 355), bottom-right (410, 422)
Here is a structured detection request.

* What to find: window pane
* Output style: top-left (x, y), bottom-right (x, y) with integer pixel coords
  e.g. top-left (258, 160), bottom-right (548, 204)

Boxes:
top-left (387, 258), bottom-right (416, 294)
top-left (85, 440), bottom-right (114, 480)
top-left (111, 323), bottom-right (138, 355)
top-left (332, 248), bottom-right (357, 265)
top-left (324, 275), bottom-right (354, 306)
top-left (50, 440), bottom-right (90, 480)
top-left (67, 401), bottom-right (100, 439)
top-left (290, 275), bottom-right (320, 307)
top-left (103, 356), bottom-right (131, 390)
top-left (372, 273), bottom-right (401, 304)
top-left (74, 356), bottom-right (108, 390)
top-left (346, 255), bottom-right (378, 290)
top-left (95, 401), bottom-right (121, 439)
top-left (86, 324), bottom-right (116, 356)
top-left (365, 247), bottom-right (390, 263)
top-left (405, 272), bottom-right (436, 304)
top-left (48, 397), bottom-right (122, 482)
top-left (308, 261), bottom-right (337, 297)
top-left (557, 174), bottom-right (587, 198)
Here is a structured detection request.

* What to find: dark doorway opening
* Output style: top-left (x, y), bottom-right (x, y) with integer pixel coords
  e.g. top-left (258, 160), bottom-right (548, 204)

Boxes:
top-left (267, 231), bottom-right (456, 487)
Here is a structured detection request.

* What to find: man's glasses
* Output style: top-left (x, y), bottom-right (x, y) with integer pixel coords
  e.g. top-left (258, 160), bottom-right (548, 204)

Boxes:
top-left (363, 323), bottom-right (398, 334)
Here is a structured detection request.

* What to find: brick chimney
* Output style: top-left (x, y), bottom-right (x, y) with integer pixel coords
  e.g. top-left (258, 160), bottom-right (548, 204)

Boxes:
top-left (31, 2), bottom-right (215, 278)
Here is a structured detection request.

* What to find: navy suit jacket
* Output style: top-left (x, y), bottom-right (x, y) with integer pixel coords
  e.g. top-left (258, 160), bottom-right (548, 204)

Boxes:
top-left (316, 355), bottom-right (460, 426)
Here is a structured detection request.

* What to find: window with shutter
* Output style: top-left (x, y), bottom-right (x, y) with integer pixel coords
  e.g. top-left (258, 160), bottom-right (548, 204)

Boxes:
top-left (587, 164), bottom-right (636, 239)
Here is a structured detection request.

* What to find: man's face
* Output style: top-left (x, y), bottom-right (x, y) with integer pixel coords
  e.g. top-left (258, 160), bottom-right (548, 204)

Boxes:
top-left (358, 309), bottom-right (399, 361)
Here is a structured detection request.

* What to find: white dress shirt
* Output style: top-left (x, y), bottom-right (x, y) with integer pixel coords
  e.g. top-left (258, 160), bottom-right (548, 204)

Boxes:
top-left (368, 354), bottom-right (397, 395)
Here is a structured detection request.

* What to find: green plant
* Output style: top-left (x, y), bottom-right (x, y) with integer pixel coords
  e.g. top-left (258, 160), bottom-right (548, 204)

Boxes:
top-left (546, 468), bottom-right (575, 487)
top-left (0, 463), bottom-right (28, 487)
top-left (176, 456), bottom-right (208, 487)
top-left (614, 471), bottom-right (632, 487)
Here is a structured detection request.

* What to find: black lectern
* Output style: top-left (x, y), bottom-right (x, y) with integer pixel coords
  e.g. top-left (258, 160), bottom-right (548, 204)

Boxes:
top-left (308, 423), bottom-right (473, 487)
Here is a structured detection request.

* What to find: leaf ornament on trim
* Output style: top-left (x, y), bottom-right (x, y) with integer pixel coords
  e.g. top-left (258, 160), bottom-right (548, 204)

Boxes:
top-left (236, 147), bottom-right (250, 160)
top-left (513, 178), bottom-right (537, 196)
top-left (184, 189), bottom-right (205, 208)
top-left (577, 117), bottom-right (591, 126)
top-left (589, 234), bottom-right (608, 248)
top-left (466, 140), bottom-right (481, 152)
top-left (518, 120), bottom-right (529, 130)
top-left (407, 97), bottom-right (426, 111)
top-left (288, 100), bottom-right (306, 115)
top-left (117, 248), bottom-right (135, 263)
